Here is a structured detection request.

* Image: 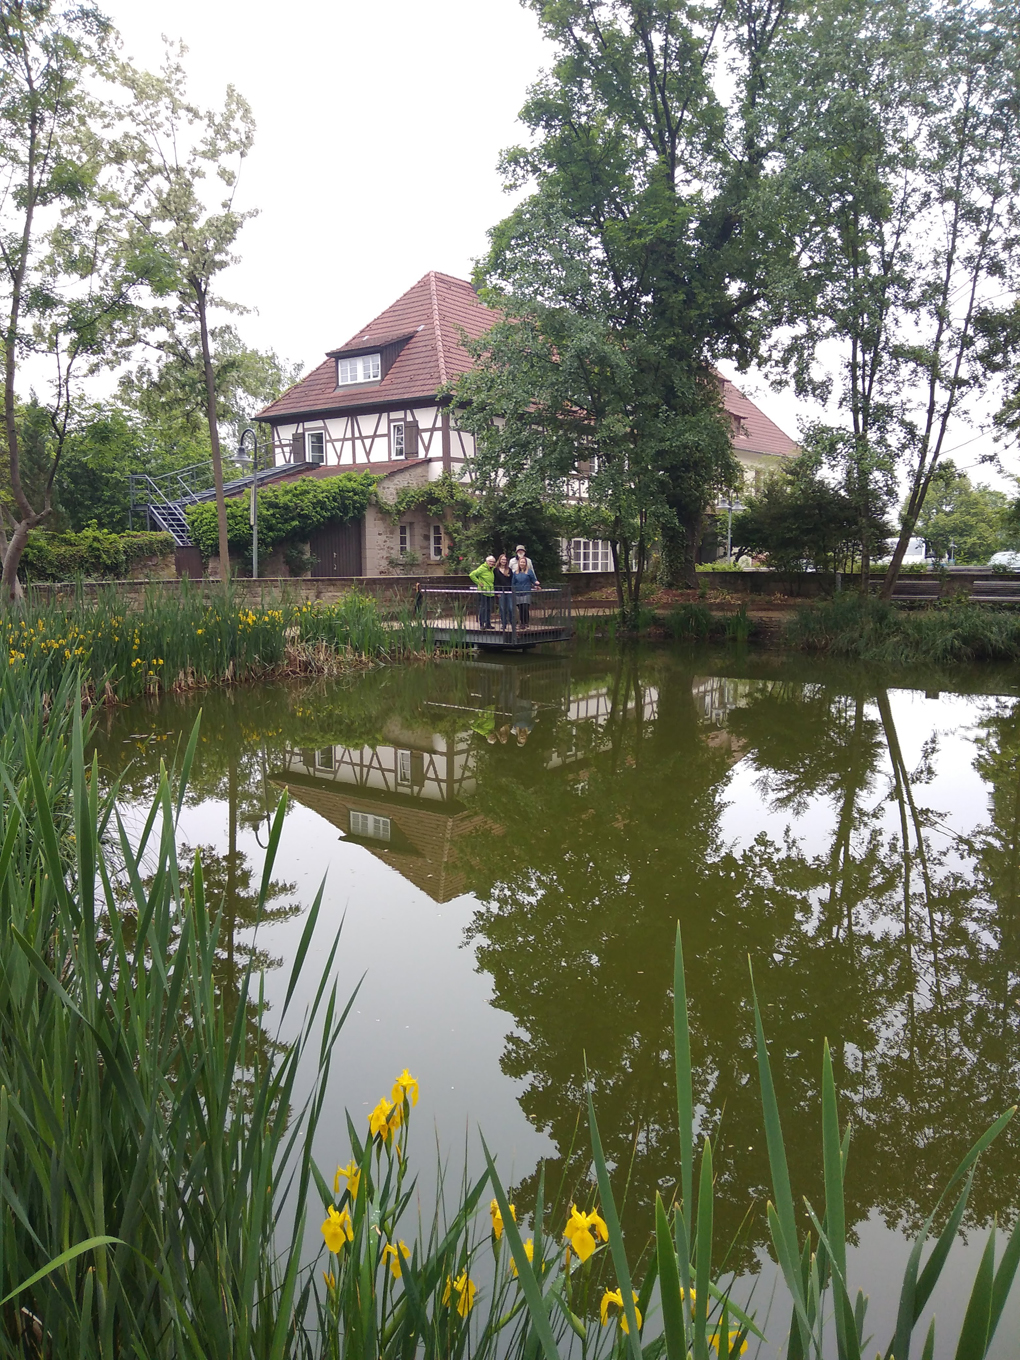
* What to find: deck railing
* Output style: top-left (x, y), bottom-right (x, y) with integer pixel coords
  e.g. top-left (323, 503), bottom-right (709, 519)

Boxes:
top-left (415, 585), bottom-right (572, 647)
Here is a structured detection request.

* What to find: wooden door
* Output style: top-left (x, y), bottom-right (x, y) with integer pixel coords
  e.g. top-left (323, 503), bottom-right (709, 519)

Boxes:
top-left (309, 520), bottom-right (363, 577)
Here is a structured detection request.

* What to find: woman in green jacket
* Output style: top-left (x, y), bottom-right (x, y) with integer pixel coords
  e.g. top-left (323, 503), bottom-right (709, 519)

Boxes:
top-left (469, 556), bottom-right (496, 630)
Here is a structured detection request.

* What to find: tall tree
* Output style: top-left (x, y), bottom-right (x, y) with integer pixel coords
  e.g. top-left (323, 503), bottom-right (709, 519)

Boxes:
top-left (119, 43), bottom-right (256, 580)
top-left (0, 0), bottom-right (142, 600)
top-left (764, 0), bottom-right (1020, 598)
top-left (453, 0), bottom-right (804, 606)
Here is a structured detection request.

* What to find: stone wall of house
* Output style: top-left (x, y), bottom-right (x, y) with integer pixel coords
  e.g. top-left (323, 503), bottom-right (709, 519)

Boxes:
top-left (365, 462), bottom-right (449, 576)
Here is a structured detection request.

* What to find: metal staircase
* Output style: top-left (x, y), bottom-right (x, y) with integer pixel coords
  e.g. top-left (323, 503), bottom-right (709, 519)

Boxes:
top-left (129, 462), bottom-right (316, 547)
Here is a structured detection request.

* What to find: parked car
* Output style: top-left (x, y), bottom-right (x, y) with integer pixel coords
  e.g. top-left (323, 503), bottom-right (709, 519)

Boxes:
top-left (989, 550), bottom-right (1020, 569)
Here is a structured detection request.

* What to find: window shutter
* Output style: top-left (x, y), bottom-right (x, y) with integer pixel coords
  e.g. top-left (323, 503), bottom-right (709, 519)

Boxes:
top-left (291, 432), bottom-right (306, 462)
top-left (404, 421), bottom-right (419, 457)
top-left (576, 459), bottom-right (592, 477)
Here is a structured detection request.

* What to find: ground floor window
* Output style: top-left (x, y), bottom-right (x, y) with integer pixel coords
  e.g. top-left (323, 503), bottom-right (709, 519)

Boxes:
top-left (432, 523), bottom-right (443, 558)
top-left (568, 538), bottom-right (614, 572)
top-left (399, 523), bottom-right (414, 554)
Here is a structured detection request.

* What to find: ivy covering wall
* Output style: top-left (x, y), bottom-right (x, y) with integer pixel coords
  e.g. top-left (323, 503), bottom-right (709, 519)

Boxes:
top-left (20, 528), bottom-right (176, 581)
top-left (185, 472), bottom-right (377, 559)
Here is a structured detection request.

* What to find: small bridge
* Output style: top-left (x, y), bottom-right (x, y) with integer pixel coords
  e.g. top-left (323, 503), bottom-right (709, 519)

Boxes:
top-left (416, 586), bottom-right (573, 651)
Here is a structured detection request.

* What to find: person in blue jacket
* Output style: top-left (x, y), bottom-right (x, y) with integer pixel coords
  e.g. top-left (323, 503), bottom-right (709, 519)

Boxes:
top-left (510, 548), bottom-right (539, 628)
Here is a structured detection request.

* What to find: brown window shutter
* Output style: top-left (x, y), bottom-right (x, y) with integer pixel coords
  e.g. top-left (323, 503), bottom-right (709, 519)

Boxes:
top-left (576, 459), bottom-right (592, 477)
top-left (404, 421), bottom-right (419, 457)
top-left (292, 432), bottom-right (306, 462)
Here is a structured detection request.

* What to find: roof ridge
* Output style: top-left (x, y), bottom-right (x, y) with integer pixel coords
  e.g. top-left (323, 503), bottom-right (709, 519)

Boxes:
top-left (428, 270), bottom-right (447, 385)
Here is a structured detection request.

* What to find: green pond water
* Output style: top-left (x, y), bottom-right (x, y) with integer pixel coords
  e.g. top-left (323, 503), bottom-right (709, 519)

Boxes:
top-left (92, 643), bottom-right (1020, 1350)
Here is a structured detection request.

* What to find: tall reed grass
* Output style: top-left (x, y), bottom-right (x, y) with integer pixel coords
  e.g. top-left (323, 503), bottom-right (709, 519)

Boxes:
top-left (1, 585), bottom-right (430, 701)
top-left (788, 595), bottom-right (1020, 664)
top-left (0, 664), bottom-right (346, 1358)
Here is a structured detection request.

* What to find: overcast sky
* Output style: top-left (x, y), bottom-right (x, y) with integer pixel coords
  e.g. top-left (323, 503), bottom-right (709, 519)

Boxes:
top-left (101, 0), bottom-right (1011, 487)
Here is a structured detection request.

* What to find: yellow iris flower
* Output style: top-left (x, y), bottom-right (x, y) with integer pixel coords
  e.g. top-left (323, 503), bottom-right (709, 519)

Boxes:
top-left (490, 1198), bottom-right (516, 1239)
top-left (381, 1240), bottom-right (410, 1279)
top-left (334, 1160), bottom-right (361, 1199)
top-left (442, 1269), bottom-right (477, 1317)
top-left (510, 1238), bottom-right (534, 1277)
top-left (321, 1204), bottom-right (354, 1253)
top-left (600, 1288), bottom-right (642, 1334)
top-left (323, 1271), bottom-right (336, 1291)
top-left (710, 1332), bottom-right (748, 1356)
top-left (391, 1068), bottom-right (419, 1106)
top-left (368, 1096), bottom-right (394, 1138)
top-left (562, 1204), bottom-right (609, 1264)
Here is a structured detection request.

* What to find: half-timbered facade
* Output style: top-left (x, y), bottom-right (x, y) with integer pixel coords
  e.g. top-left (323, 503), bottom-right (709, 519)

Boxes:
top-left (258, 271), bottom-right (488, 476)
top-left (257, 271), bottom-right (798, 573)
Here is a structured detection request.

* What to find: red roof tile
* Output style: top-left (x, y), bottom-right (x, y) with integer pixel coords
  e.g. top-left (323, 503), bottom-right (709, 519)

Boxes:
top-left (717, 374), bottom-right (798, 458)
top-left (259, 273), bottom-right (798, 462)
top-left (258, 272), bottom-right (496, 422)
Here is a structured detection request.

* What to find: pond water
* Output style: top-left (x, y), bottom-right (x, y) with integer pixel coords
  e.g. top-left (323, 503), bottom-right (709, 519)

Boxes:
top-left (91, 643), bottom-right (1020, 1351)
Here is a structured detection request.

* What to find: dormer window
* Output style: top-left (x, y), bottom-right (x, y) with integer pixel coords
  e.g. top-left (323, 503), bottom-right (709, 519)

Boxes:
top-left (337, 353), bottom-right (381, 385)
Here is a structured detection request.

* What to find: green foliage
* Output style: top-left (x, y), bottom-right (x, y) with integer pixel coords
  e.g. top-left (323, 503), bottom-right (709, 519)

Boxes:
top-left (186, 472), bottom-right (376, 560)
top-left (385, 472), bottom-right (475, 524)
top-left (117, 323), bottom-right (302, 450)
top-left (914, 461), bottom-right (1012, 564)
top-left (788, 595), bottom-right (1020, 664)
top-left (664, 603), bottom-right (714, 640)
top-left (0, 586), bottom-right (429, 700)
top-left (733, 447), bottom-right (892, 573)
top-left (494, 925), bottom-right (1020, 1360)
top-left (0, 668), bottom-right (343, 1357)
top-left (448, 488), bottom-right (567, 580)
top-left (57, 401), bottom-right (212, 531)
top-left (19, 527), bottom-right (174, 581)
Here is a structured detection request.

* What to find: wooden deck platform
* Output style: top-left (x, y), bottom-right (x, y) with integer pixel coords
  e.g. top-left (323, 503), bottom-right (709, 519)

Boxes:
top-left (425, 617), bottom-right (572, 650)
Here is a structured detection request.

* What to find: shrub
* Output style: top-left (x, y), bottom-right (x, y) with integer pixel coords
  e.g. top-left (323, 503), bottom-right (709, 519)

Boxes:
top-left (185, 471), bottom-right (376, 559)
top-left (19, 526), bottom-right (175, 581)
top-left (664, 602), bottom-right (713, 639)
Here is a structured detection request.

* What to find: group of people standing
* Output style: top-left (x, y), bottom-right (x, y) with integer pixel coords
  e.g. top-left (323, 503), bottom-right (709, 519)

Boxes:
top-left (469, 545), bottom-right (540, 632)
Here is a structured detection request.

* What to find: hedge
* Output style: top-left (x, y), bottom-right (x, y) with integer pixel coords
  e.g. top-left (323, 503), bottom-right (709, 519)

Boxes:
top-left (185, 472), bottom-right (377, 559)
top-left (20, 527), bottom-right (175, 581)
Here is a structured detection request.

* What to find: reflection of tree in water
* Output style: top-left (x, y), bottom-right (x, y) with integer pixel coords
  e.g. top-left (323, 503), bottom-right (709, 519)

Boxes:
top-left (181, 844), bottom-right (302, 1016)
top-left (91, 654), bottom-right (1020, 1258)
top-left (463, 657), bottom-right (1020, 1264)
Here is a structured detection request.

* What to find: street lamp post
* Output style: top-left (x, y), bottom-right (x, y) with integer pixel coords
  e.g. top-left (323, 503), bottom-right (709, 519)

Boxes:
top-left (722, 492), bottom-right (744, 562)
top-left (238, 427), bottom-right (259, 579)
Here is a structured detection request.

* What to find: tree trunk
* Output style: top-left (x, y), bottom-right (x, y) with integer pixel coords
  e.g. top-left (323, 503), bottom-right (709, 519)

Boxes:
top-left (1, 520), bottom-right (30, 603)
top-left (656, 518), bottom-right (685, 587)
top-left (196, 285), bottom-right (230, 581)
top-left (682, 510), bottom-right (703, 589)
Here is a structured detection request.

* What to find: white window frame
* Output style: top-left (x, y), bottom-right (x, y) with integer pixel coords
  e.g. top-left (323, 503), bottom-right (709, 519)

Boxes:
top-left (570, 538), bottom-right (614, 572)
top-left (397, 749), bottom-right (412, 785)
top-left (307, 430), bottom-right (325, 465)
top-left (391, 422), bottom-right (406, 459)
top-left (399, 523), bottom-right (414, 555)
top-left (337, 353), bottom-right (381, 386)
top-left (350, 810), bottom-right (391, 841)
top-left (315, 746), bottom-right (335, 771)
top-left (431, 523), bottom-right (443, 559)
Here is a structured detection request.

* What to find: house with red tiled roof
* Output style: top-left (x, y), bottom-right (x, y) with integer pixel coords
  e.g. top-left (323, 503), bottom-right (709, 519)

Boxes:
top-left (256, 271), bottom-right (797, 574)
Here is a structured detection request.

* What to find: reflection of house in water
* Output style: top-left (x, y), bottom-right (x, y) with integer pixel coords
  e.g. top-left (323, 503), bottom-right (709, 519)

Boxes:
top-left (274, 730), bottom-right (486, 902)
top-left (274, 666), bottom-right (751, 903)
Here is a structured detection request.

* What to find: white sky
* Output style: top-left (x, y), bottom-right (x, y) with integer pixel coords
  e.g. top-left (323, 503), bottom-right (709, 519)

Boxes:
top-left (100, 0), bottom-right (1014, 489)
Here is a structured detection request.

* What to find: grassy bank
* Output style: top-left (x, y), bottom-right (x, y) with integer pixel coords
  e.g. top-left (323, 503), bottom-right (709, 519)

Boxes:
top-left (787, 594), bottom-right (1020, 663)
top-left (1, 664), bottom-right (1017, 1357)
top-left (1, 585), bottom-right (433, 701)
